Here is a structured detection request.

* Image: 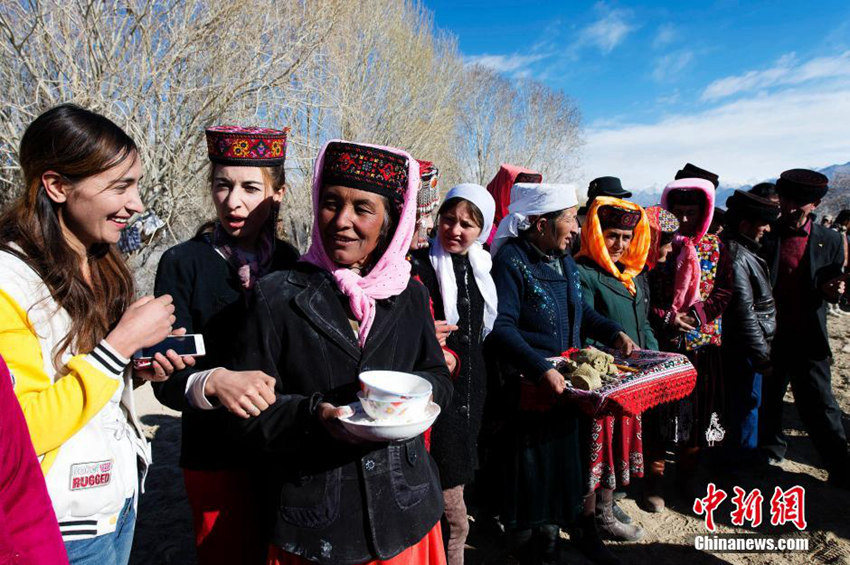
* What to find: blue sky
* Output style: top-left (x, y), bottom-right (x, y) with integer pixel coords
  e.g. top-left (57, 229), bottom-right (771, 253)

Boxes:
top-left (426, 0), bottom-right (850, 192)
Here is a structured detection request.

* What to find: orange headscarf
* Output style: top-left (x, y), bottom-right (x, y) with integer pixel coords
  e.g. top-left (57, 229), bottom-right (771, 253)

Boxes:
top-left (576, 196), bottom-right (651, 295)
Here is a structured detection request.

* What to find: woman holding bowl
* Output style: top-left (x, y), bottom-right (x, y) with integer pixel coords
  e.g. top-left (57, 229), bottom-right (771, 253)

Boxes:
top-left (222, 140), bottom-right (452, 565)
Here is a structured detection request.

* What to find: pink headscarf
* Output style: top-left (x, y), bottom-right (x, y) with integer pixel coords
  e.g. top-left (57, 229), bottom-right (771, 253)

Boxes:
top-left (301, 140), bottom-right (419, 348)
top-left (660, 178), bottom-right (716, 312)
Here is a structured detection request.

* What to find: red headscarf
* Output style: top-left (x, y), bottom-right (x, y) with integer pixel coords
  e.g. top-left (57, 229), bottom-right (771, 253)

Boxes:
top-left (485, 163), bottom-right (542, 245)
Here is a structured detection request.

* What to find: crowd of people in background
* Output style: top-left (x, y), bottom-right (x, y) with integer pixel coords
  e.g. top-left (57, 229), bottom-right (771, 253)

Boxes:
top-left (1, 103), bottom-right (849, 565)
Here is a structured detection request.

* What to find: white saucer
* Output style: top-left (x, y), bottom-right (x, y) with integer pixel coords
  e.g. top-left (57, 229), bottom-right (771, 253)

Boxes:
top-left (338, 401), bottom-right (441, 442)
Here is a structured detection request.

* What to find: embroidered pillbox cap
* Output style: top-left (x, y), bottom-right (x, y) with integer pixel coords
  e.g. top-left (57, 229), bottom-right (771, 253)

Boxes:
top-left (646, 205), bottom-right (679, 234)
top-left (205, 125), bottom-right (289, 167)
top-left (322, 141), bottom-right (409, 212)
top-left (598, 204), bottom-right (642, 231)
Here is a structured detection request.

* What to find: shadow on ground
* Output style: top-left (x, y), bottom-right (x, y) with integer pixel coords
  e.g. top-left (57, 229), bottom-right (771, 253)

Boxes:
top-left (129, 400), bottom-right (850, 565)
top-left (129, 415), bottom-right (197, 565)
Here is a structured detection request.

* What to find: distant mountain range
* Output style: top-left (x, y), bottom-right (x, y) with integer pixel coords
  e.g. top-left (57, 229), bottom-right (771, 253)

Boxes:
top-left (628, 161), bottom-right (850, 210)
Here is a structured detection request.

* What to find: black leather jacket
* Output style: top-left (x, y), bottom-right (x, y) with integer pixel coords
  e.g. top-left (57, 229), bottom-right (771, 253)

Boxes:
top-left (216, 263), bottom-right (452, 564)
top-left (722, 234), bottom-right (776, 366)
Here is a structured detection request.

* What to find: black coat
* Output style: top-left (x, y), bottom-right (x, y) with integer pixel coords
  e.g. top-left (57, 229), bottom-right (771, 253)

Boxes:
top-left (218, 263), bottom-right (453, 565)
top-left (760, 222), bottom-right (843, 360)
top-left (410, 248), bottom-right (486, 489)
top-left (152, 233), bottom-right (299, 469)
top-left (721, 235), bottom-right (776, 367)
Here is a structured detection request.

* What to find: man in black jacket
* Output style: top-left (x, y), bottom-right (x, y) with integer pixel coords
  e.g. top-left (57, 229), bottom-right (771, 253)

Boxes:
top-left (759, 169), bottom-right (850, 484)
top-left (721, 190), bottom-right (780, 455)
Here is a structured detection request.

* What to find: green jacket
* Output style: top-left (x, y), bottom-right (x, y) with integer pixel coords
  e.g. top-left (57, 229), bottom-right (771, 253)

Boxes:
top-left (576, 258), bottom-right (659, 351)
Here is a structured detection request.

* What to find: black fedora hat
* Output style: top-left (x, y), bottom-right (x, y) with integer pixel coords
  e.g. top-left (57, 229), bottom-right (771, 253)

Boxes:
top-left (579, 176), bottom-right (632, 214)
top-left (726, 189), bottom-right (781, 224)
top-left (675, 163), bottom-right (719, 188)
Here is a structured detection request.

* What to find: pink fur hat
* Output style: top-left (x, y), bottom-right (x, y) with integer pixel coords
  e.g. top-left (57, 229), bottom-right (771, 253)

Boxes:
top-left (660, 178), bottom-right (716, 241)
top-left (660, 177), bottom-right (717, 313)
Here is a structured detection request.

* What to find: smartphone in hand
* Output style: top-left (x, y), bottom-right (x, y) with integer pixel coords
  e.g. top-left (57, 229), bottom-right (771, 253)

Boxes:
top-left (132, 334), bottom-right (205, 369)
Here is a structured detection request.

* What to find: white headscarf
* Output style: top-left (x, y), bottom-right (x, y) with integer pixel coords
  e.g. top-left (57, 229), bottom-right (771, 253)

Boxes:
top-left (429, 184), bottom-right (498, 336)
top-left (489, 182), bottom-right (579, 257)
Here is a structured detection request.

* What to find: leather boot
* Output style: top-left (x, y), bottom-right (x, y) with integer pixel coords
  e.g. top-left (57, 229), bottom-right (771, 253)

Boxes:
top-left (568, 513), bottom-right (621, 565)
top-left (597, 489), bottom-right (633, 523)
top-left (596, 488), bottom-right (644, 541)
top-left (612, 501), bottom-right (633, 524)
top-left (641, 458), bottom-right (666, 513)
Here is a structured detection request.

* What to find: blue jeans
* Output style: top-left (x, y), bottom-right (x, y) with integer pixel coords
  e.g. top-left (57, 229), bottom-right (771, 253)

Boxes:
top-left (64, 497), bottom-right (135, 565)
top-left (730, 367), bottom-right (763, 450)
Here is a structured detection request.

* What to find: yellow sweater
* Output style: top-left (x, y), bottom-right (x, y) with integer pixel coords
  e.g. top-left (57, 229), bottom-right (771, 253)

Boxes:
top-left (0, 287), bottom-right (120, 473)
top-left (0, 250), bottom-right (149, 539)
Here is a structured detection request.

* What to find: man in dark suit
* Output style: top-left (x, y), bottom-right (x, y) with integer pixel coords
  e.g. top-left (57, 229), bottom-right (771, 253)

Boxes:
top-left (759, 169), bottom-right (850, 484)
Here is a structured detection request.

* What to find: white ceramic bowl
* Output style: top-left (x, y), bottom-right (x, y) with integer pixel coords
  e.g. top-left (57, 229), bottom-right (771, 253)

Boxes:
top-left (358, 371), bottom-right (432, 402)
top-left (339, 401), bottom-right (441, 442)
top-left (357, 391), bottom-right (429, 422)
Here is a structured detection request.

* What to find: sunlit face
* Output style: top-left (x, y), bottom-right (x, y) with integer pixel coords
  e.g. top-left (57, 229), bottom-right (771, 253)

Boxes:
top-left (535, 207), bottom-right (579, 253)
top-left (603, 228), bottom-right (634, 263)
top-left (318, 185), bottom-right (387, 268)
top-left (670, 203), bottom-right (703, 237)
top-left (212, 165), bottom-right (282, 244)
top-left (437, 201), bottom-right (483, 255)
top-left (53, 153), bottom-right (144, 248)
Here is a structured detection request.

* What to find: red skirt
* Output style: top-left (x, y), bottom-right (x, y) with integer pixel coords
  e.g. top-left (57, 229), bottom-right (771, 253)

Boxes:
top-left (266, 522), bottom-right (446, 565)
top-left (588, 414), bottom-right (644, 492)
top-left (183, 468), bottom-right (267, 565)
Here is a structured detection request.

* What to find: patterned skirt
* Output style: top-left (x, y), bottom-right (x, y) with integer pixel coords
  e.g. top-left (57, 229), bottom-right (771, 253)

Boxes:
top-left (585, 414), bottom-right (644, 492)
top-left (651, 344), bottom-right (726, 448)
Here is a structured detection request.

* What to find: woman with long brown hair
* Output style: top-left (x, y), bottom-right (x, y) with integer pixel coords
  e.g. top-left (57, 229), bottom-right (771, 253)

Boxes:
top-left (0, 103), bottom-right (189, 565)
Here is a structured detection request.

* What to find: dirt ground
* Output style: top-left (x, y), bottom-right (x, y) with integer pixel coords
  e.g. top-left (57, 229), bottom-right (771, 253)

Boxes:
top-left (130, 315), bottom-right (850, 565)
